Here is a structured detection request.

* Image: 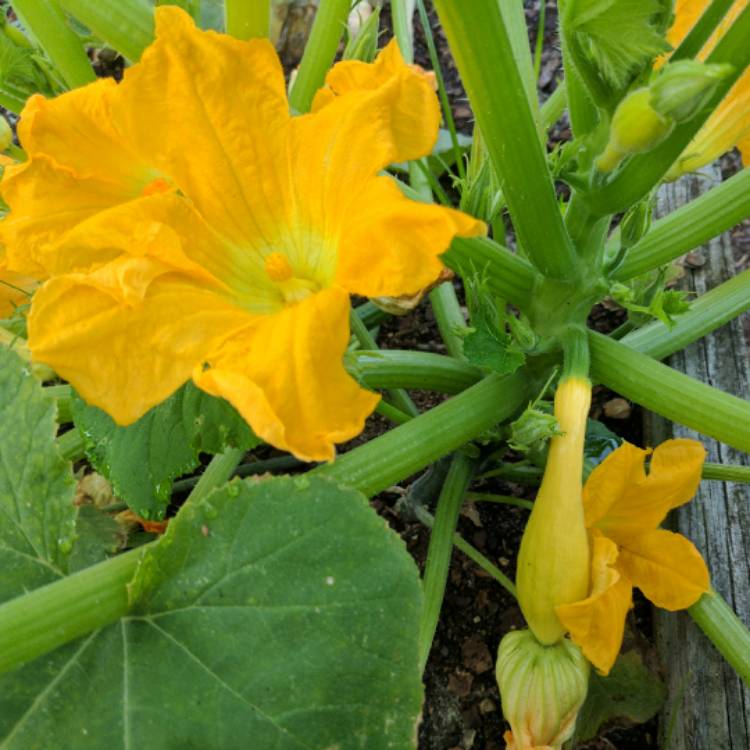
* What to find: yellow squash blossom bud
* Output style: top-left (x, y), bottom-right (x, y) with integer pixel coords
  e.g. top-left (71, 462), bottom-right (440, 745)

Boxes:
top-left (596, 88), bottom-right (673, 173)
top-left (496, 629), bottom-right (590, 750)
top-left (516, 377), bottom-right (591, 644)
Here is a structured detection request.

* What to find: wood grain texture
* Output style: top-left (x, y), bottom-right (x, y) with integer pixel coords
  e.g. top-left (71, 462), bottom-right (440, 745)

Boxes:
top-left (645, 165), bottom-right (750, 748)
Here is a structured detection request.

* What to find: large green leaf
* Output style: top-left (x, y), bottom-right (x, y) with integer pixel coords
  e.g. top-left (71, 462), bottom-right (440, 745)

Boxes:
top-left (0, 347), bottom-right (75, 602)
top-left (72, 382), bottom-right (261, 520)
top-left (1, 475), bottom-right (424, 748)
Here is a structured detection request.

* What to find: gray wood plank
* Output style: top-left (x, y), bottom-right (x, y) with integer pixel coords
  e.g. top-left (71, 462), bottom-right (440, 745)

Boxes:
top-left (645, 165), bottom-right (750, 749)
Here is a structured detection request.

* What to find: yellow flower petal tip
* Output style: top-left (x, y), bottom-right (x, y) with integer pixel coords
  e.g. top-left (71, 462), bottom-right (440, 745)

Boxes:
top-left (7, 5), bottom-right (479, 461)
top-left (560, 438), bottom-right (710, 672)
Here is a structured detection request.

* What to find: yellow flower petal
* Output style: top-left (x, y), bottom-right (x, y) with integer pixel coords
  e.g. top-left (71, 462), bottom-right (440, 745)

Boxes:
top-left (585, 439), bottom-right (705, 540)
top-left (291, 55), bottom-right (441, 238)
top-left (0, 156), bottom-right (145, 276)
top-left (311, 38), bottom-right (436, 112)
top-left (29, 265), bottom-right (250, 423)
top-left (0, 256), bottom-right (36, 316)
top-left (115, 6), bottom-right (293, 252)
top-left (0, 78), bottom-right (169, 273)
top-left (556, 531), bottom-right (632, 676)
top-left (336, 175), bottom-right (484, 297)
top-left (193, 286), bottom-right (379, 462)
top-left (616, 528), bottom-right (710, 610)
top-left (582, 442), bottom-right (649, 528)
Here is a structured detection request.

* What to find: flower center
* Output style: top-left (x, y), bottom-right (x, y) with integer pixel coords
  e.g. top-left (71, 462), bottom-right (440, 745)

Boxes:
top-left (264, 251), bottom-right (294, 282)
top-left (263, 251), bottom-right (318, 305)
top-left (141, 176), bottom-right (172, 197)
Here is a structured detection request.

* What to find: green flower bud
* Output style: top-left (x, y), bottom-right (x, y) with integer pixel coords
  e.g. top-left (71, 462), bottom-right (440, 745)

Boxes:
top-left (496, 630), bottom-right (590, 750)
top-left (650, 60), bottom-right (733, 123)
top-left (596, 88), bottom-right (673, 173)
top-left (619, 197), bottom-right (653, 250)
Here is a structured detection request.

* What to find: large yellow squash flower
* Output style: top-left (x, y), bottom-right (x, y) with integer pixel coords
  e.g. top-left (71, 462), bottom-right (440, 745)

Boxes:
top-left (666, 0), bottom-right (750, 175)
top-left (556, 438), bottom-right (710, 674)
top-left (0, 8), bottom-right (484, 461)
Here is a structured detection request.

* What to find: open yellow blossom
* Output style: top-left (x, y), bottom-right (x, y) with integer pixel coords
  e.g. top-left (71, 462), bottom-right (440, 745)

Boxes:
top-left (0, 7), bottom-right (484, 461)
top-left (556, 439), bottom-right (710, 674)
top-left (666, 0), bottom-right (750, 175)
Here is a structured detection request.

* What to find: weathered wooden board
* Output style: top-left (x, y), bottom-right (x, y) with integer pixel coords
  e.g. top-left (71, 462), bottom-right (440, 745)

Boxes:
top-left (645, 164), bottom-right (750, 748)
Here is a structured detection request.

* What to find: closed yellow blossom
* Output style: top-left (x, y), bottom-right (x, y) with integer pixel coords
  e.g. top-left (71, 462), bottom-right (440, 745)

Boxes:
top-left (556, 439), bottom-right (710, 674)
top-left (0, 8), bottom-right (484, 461)
top-left (666, 0), bottom-right (750, 175)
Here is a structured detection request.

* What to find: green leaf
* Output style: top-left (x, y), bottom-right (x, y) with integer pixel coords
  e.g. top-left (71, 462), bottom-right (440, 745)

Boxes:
top-left (68, 504), bottom-right (123, 572)
top-left (574, 650), bottom-right (666, 742)
top-left (583, 418), bottom-right (623, 480)
top-left (571, 0), bottom-right (671, 90)
top-left (0, 347), bottom-right (76, 602)
top-left (0, 475), bottom-right (424, 747)
top-left (463, 328), bottom-right (525, 376)
top-left (72, 382), bottom-right (261, 520)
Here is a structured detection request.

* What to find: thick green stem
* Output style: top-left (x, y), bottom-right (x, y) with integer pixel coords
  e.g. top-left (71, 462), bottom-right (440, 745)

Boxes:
top-left (702, 462), bottom-right (750, 483)
top-left (689, 589), bottom-right (750, 687)
top-left (428, 284), bottom-right (468, 360)
top-left (56, 0), bottom-right (154, 62)
top-left (224, 0), bottom-right (269, 39)
top-left (352, 350), bottom-right (481, 394)
top-left (12, 0), bottom-right (95, 89)
top-left (613, 168), bottom-right (750, 280)
top-left (316, 372), bottom-right (528, 497)
top-left (588, 4), bottom-right (750, 214)
top-left (58, 428), bottom-right (85, 462)
top-left (188, 447), bottom-right (246, 503)
top-left (0, 547), bottom-right (141, 673)
top-left (419, 451), bottom-right (476, 671)
top-left (442, 236), bottom-right (538, 312)
top-left (350, 312), bottom-right (419, 416)
top-left (432, 0), bottom-right (578, 279)
top-left (589, 331), bottom-right (750, 453)
top-left (618, 269), bottom-right (750, 360)
top-left (287, 0), bottom-right (350, 113)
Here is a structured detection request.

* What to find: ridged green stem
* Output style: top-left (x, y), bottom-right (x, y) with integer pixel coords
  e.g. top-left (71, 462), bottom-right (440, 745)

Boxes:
top-left (442, 236), bottom-right (538, 312)
top-left (56, 0), bottom-right (154, 62)
top-left (702, 462), bottom-right (750, 483)
top-left (433, 0), bottom-right (578, 278)
top-left (287, 0), bottom-right (350, 113)
top-left (618, 269), bottom-right (750, 360)
top-left (419, 451), bottom-right (476, 671)
top-left (224, 0), bottom-right (269, 39)
top-left (0, 546), bottom-right (142, 673)
top-left (614, 168), bottom-right (750, 280)
top-left (57, 428), bottom-right (85, 462)
top-left (316, 372), bottom-right (528, 497)
top-left (589, 331), bottom-right (750, 453)
top-left (540, 82), bottom-right (567, 131)
top-left (350, 312), bottom-right (419, 417)
top-left (428, 284), bottom-right (468, 360)
top-left (689, 590), bottom-right (750, 687)
top-left (588, 3), bottom-right (750, 214)
top-left (12, 0), bottom-right (95, 88)
top-left (352, 350), bottom-right (482, 394)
